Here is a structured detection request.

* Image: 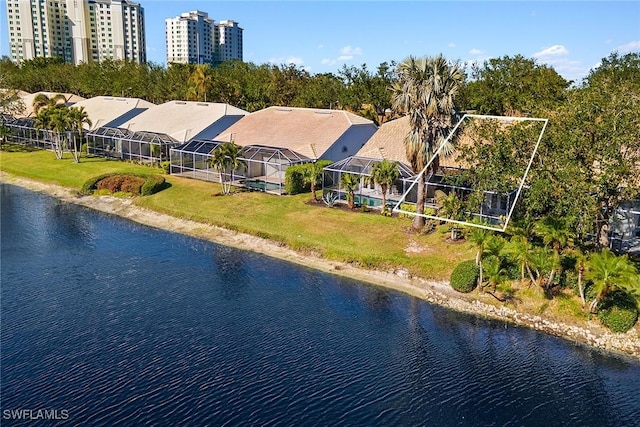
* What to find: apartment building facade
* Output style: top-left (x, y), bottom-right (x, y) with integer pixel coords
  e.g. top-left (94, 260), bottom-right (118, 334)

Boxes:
top-left (5, 0), bottom-right (146, 64)
top-left (165, 11), bottom-right (242, 65)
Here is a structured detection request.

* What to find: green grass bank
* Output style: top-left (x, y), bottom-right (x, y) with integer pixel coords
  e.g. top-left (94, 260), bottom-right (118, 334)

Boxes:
top-left (0, 148), bottom-right (474, 280)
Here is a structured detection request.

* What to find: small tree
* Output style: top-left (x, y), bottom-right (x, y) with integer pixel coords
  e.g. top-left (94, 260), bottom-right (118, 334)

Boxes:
top-left (67, 106), bottom-right (92, 163)
top-left (340, 173), bottom-right (359, 209)
top-left (209, 141), bottom-right (246, 195)
top-left (368, 159), bottom-right (399, 214)
top-left (302, 162), bottom-right (324, 202)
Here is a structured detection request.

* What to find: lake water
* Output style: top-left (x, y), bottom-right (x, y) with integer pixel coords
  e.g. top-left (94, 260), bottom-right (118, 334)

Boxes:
top-left (1, 183), bottom-right (639, 426)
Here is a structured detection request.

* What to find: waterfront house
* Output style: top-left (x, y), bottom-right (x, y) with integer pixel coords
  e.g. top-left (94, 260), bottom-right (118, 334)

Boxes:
top-left (86, 100), bottom-right (248, 164)
top-left (169, 106), bottom-right (378, 194)
top-left (324, 115), bottom-right (522, 224)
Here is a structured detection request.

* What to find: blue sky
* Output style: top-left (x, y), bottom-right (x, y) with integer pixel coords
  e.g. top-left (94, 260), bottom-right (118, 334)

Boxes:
top-left (1, 1), bottom-right (639, 83)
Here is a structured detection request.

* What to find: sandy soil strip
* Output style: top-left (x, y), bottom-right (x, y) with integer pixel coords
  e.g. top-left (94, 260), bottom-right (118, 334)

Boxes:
top-left (2, 172), bottom-right (638, 358)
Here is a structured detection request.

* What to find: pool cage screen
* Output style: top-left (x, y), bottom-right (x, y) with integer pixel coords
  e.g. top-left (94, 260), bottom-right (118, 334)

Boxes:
top-left (86, 127), bottom-right (178, 164)
top-left (322, 156), bottom-right (415, 209)
top-left (169, 142), bottom-right (310, 194)
top-left (2, 114), bottom-right (85, 152)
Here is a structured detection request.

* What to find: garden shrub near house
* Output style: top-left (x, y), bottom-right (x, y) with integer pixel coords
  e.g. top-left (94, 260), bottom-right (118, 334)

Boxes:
top-left (598, 291), bottom-right (639, 333)
top-left (450, 260), bottom-right (479, 293)
top-left (285, 164), bottom-right (309, 195)
top-left (81, 173), bottom-right (166, 196)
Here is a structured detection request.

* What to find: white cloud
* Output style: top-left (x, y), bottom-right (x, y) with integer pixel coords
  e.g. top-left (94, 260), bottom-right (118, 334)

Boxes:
top-left (448, 42), bottom-right (456, 48)
top-left (532, 44), bottom-right (569, 59)
top-left (317, 44), bottom-right (324, 49)
top-left (340, 45), bottom-right (363, 56)
top-left (469, 48), bottom-right (483, 55)
top-left (616, 40), bottom-right (640, 53)
top-left (320, 45), bottom-right (363, 67)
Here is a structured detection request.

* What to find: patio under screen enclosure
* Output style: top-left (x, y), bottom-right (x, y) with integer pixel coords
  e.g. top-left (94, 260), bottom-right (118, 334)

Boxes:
top-left (169, 140), bottom-right (310, 195)
top-left (323, 156), bottom-right (517, 224)
top-left (85, 127), bottom-right (179, 163)
top-left (322, 156), bottom-right (415, 209)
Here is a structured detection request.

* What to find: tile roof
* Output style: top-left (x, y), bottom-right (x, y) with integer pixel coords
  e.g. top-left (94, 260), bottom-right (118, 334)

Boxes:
top-left (119, 100), bottom-right (248, 142)
top-left (69, 96), bottom-right (155, 130)
top-left (215, 106), bottom-right (377, 159)
top-left (356, 116), bottom-right (411, 165)
top-left (18, 91), bottom-right (86, 117)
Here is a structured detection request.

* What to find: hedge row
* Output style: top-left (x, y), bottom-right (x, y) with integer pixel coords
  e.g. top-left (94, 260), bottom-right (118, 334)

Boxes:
top-left (81, 173), bottom-right (166, 196)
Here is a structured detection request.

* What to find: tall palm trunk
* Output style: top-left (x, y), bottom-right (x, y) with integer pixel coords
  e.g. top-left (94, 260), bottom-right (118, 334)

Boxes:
top-left (412, 176), bottom-right (426, 230)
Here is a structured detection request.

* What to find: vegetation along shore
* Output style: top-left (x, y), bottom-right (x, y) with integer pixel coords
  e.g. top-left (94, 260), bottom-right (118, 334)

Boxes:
top-left (1, 52), bottom-right (639, 358)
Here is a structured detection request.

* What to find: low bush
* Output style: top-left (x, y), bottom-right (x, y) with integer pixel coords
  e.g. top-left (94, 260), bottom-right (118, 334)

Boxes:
top-left (450, 260), bottom-right (479, 293)
top-left (82, 173), bottom-right (166, 196)
top-left (140, 175), bottom-right (166, 196)
top-left (598, 291), bottom-right (638, 333)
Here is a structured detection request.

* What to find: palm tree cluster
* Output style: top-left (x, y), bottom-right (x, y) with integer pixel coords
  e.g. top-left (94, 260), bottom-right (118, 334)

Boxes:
top-left (465, 217), bottom-right (638, 318)
top-left (33, 93), bottom-right (92, 162)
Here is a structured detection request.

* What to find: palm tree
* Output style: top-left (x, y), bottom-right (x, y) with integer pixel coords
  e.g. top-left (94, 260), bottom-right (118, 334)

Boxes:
top-left (34, 105), bottom-right (71, 160)
top-left (340, 173), bottom-right (359, 209)
top-left (483, 255), bottom-right (507, 292)
top-left (466, 225), bottom-right (492, 286)
top-left (534, 216), bottom-right (574, 289)
top-left (189, 64), bottom-right (213, 102)
top-left (585, 249), bottom-right (638, 312)
top-left (31, 93), bottom-right (67, 115)
top-left (302, 162), bottom-right (324, 202)
top-left (208, 141), bottom-right (246, 195)
top-left (439, 191), bottom-right (463, 239)
top-left (368, 159), bottom-right (399, 214)
top-left (391, 54), bottom-right (464, 231)
top-left (67, 106), bottom-right (92, 163)
top-left (505, 235), bottom-right (537, 285)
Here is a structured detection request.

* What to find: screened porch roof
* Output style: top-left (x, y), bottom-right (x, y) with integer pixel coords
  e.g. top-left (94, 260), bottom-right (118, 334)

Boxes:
top-left (241, 144), bottom-right (309, 163)
top-left (170, 141), bottom-right (309, 164)
top-left (172, 139), bottom-right (222, 154)
top-left (3, 115), bottom-right (34, 127)
top-left (324, 156), bottom-right (414, 178)
top-left (87, 126), bottom-right (178, 145)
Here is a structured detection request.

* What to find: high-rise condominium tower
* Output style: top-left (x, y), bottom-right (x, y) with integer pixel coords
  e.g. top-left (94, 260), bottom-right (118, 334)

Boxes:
top-left (165, 11), bottom-right (242, 65)
top-left (5, 0), bottom-right (146, 64)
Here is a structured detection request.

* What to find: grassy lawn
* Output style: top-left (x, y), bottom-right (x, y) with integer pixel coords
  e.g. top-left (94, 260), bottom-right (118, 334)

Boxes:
top-left (0, 147), bottom-right (475, 280)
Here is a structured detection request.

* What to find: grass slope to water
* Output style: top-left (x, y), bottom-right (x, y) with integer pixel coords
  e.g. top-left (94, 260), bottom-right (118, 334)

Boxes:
top-left (0, 148), bottom-right (474, 280)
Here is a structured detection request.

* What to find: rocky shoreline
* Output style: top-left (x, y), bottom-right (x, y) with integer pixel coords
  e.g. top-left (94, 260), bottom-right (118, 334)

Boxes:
top-left (1, 172), bottom-right (639, 360)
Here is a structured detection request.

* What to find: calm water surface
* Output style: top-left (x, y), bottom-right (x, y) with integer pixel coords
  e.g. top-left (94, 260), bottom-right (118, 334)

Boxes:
top-left (1, 183), bottom-right (639, 426)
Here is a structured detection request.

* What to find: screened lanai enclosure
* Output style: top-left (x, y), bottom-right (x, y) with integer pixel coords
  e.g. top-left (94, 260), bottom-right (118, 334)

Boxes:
top-left (323, 155), bottom-right (517, 221)
top-left (322, 156), bottom-right (415, 209)
top-left (85, 127), bottom-right (178, 164)
top-left (2, 114), bottom-right (84, 152)
top-left (169, 142), bottom-right (310, 195)
top-left (421, 166), bottom-right (518, 226)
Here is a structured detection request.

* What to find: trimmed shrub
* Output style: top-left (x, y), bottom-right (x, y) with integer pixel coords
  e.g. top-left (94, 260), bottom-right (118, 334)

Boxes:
top-left (140, 175), bottom-right (166, 196)
top-left (450, 260), bottom-right (479, 293)
top-left (285, 164), bottom-right (309, 195)
top-left (598, 291), bottom-right (639, 333)
top-left (81, 173), bottom-right (166, 196)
